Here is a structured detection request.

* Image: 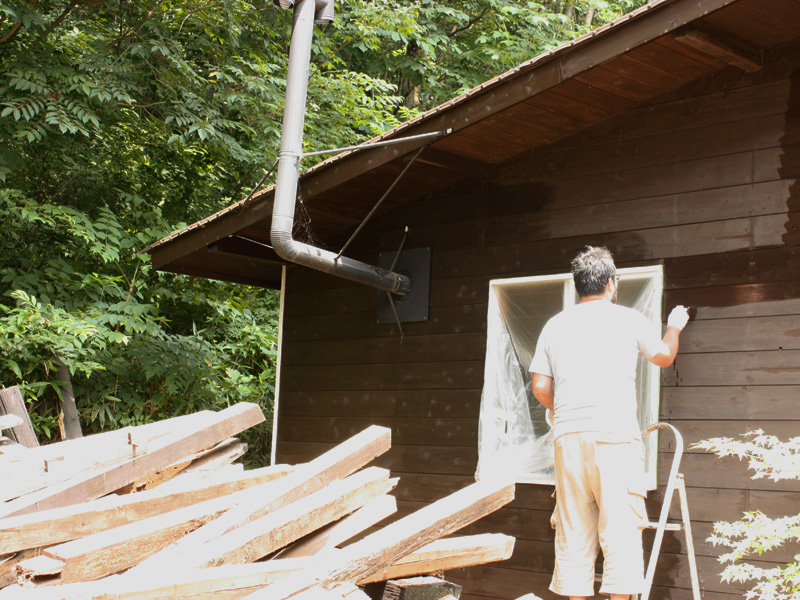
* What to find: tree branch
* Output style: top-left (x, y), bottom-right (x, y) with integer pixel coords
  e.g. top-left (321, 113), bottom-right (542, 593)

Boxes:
top-left (448, 7), bottom-right (490, 38)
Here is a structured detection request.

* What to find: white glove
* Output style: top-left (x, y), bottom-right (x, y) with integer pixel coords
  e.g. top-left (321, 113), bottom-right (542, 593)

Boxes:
top-left (667, 305), bottom-right (690, 331)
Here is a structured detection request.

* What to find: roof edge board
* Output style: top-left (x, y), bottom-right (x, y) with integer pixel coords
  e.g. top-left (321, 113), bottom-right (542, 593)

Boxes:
top-left (145, 0), bottom-right (742, 269)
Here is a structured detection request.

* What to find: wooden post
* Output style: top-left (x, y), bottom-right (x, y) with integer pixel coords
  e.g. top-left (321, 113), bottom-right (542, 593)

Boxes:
top-left (55, 356), bottom-right (83, 440)
top-left (0, 385), bottom-right (38, 448)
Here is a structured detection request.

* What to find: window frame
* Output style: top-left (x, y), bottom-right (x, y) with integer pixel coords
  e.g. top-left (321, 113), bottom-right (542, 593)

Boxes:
top-left (485, 265), bottom-right (664, 488)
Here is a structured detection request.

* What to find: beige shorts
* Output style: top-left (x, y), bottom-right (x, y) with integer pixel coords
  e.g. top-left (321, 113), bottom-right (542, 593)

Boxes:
top-left (550, 432), bottom-right (649, 597)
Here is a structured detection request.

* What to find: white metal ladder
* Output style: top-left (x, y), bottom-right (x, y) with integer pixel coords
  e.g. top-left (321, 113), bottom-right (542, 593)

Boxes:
top-left (640, 422), bottom-right (701, 600)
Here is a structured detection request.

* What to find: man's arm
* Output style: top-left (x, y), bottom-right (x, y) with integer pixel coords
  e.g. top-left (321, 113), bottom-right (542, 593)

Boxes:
top-left (647, 305), bottom-right (690, 368)
top-left (532, 373), bottom-right (554, 410)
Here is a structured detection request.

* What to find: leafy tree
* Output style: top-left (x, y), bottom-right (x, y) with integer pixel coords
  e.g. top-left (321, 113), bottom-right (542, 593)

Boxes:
top-left (696, 432), bottom-right (800, 600)
top-left (0, 0), bottom-right (647, 461)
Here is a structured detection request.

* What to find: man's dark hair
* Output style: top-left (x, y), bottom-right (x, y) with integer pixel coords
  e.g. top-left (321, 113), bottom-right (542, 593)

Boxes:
top-left (571, 246), bottom-right (616, 297)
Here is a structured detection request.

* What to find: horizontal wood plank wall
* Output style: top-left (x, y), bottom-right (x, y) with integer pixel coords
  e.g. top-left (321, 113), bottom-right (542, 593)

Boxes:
top-left (277, 40), bottom-right (800, 600)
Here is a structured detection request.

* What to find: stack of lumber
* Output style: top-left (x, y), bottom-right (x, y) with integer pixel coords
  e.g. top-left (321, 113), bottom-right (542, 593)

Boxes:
top-left (0, 402), bottom-right (516, 599)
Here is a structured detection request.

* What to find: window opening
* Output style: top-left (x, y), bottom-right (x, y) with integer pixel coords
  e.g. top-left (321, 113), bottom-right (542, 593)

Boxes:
top-left (476, 265), bottom-right (664, 487)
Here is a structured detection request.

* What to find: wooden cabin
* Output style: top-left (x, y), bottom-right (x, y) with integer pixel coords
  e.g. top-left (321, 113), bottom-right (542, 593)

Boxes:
top-left (147, 0), bottom-right (800, 598)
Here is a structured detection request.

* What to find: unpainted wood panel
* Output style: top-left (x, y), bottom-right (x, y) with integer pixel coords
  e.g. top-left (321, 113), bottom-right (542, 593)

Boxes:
top-left (434, 212), bottom-right (797, 284)
top-left (678, 314), bottom-right (800, 353)
top-left (664, 247), bottom-right (800, 291)
top-left (755, 142), bottom-right (800, 182)
top-left (504, 145), bottom-right (757, 202)
top-left (664, 281), bottom-right (800, 319)
top-left (664, 348), bottom-right (800, 387)
top-left (502, 111), bottom-right (789, 187)
top-left (485, 178), bottom-right (794, 248)
top-left (661, 385), bottom-right (800, 420)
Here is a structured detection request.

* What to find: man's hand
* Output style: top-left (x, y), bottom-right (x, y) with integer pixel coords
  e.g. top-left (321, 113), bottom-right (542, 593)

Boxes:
top-left (648, 306), bottom-right (690, 367)
top-left (667, 305), bottom-right (690, 331)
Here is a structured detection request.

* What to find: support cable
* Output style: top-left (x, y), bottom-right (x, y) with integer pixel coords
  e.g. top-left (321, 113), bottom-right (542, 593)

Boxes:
top-left (336, 147), bottom-right (425, 260)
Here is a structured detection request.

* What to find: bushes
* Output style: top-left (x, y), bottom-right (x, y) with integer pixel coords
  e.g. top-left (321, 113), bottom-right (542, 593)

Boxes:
top-left (696, 432), bottom-right (800, 600)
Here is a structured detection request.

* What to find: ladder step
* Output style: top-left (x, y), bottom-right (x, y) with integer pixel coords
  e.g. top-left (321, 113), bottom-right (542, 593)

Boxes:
top-left (647, 521), bottom-right (682, 531)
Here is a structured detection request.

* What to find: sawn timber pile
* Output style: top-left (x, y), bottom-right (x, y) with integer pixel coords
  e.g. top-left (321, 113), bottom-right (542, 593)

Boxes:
top-left (0, 402), bottom-right (516, 599)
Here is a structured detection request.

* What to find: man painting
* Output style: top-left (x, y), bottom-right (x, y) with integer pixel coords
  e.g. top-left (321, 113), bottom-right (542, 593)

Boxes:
top-left (530, 246), bottom-right (689, 600)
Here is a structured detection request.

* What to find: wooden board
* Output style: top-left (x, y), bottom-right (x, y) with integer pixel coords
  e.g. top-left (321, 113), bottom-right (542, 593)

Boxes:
top-left (172, 467), bottom-right (393, 570)
top-left (244, 478), bottom-right (515, 598)
top-left (127, 426), bottom-right (391, 576)
top-left (0, 403), bottom-right (265, 519)
top-left (0, 386), bottom-right (38, 448)
top-left (0, 464), bottom-right (292, 554)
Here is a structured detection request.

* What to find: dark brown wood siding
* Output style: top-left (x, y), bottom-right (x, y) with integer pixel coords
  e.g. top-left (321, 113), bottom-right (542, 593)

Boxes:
top-left (276, 41), bottom-right (800, 600)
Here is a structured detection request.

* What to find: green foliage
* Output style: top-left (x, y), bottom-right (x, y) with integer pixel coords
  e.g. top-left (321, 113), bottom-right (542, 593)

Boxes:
top-left (316, 0), bottom-right (649, 110)
top-left (0, 0), bottom-right (645, 464)
top-left (696, 432), bottom-right (800, 600)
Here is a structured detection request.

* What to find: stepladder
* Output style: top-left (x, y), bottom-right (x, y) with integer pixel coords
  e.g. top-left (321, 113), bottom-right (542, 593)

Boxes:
top-left (639, 422), bottom-right (702, 600)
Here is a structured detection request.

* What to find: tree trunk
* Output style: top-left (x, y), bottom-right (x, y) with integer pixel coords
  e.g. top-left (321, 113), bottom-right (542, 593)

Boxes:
top-left (55, 356), bottom-right (83, 440)
top-left (585, 8), bottom-right (596, 27)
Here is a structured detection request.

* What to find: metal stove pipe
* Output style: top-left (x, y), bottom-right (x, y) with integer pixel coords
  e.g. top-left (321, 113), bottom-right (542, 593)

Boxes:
top-left (270, 0), bottom-right (411, 295)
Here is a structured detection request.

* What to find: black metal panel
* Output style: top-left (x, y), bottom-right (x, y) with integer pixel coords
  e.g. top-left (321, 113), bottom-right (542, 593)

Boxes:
top-left (376, 247), bottom-right (431, 323)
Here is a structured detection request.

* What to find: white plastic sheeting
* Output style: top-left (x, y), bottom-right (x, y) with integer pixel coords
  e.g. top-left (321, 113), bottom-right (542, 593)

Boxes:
top-left (476, 267), bottom-right (663, 486)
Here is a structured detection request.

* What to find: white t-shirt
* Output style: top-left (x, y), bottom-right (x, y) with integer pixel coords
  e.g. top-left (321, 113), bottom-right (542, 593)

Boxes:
top-left (529, 300), bottom-right (664, 441)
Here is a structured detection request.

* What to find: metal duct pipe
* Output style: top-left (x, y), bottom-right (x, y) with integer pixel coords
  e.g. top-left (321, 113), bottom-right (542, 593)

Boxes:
top-left (270, 0), bottom-right (411, 295)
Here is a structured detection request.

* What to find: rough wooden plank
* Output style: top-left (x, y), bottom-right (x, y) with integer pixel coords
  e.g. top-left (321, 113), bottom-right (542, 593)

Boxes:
top-left (673, 29), bottom-right (762, 71)
top-left (173, 467), bottom-right (394, 570)
top-left (0, 559), bottom-right (314, 599)
top-left (0, 386), bottom-right (38, 448)
top-left (0, 403), bottom-right (265, 519)
top-left (360, 534), bottom-right (516, 584)
top-left (245, 478), bottom-right (515, 599)
top-left (0, 416), bottom-right (22, 432)
top-left (0, 411), bottom-right (218, 504)
top-left (278, 494), bottom-right (398, 559)
top-left (18, 483), bottom-right (264, 583)
top-left (0, 464), bottom-right (292, 555)
top-left (0, 536), bottom-right (513, 599)
top-left (128, 426), bottom-right (391, 576)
